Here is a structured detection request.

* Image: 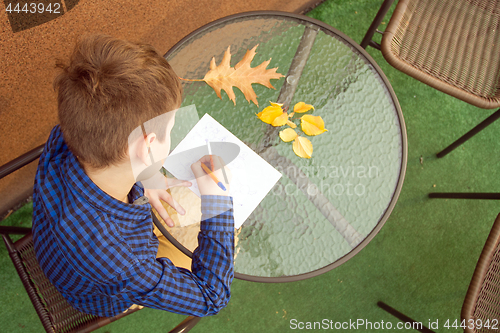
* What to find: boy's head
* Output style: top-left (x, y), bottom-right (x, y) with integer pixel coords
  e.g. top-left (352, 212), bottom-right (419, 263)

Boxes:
top-left (54, 34), bottom-right (182, 170)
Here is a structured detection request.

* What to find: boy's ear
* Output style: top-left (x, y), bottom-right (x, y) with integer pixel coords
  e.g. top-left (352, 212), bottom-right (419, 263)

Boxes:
top-left (136, 133), bottom-right (157, 166)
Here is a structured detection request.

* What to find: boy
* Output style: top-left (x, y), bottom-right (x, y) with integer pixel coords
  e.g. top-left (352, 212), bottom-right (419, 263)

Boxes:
top-left (32, 34), bottom-right (234, 318)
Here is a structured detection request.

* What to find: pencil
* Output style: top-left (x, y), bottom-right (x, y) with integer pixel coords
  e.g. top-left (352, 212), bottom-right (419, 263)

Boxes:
top-left (208, 141), bottom-right (229, 184)
top-left (218, 156), bottom-right (229, 184)
top-left (207, 141), bottom-right (215, 170)
top-left (201, 163), bottom-right (226, 191)
top-left (210, 154), bottom-right (215, 171)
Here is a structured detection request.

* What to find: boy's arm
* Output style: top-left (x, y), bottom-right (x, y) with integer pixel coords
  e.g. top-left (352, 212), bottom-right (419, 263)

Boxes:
top-left (120, 195), bottom-right (234, 316)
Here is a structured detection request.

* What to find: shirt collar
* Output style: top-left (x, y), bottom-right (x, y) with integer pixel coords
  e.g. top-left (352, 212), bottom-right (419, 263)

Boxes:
top-left (62, 152), bottom-right (152, 220)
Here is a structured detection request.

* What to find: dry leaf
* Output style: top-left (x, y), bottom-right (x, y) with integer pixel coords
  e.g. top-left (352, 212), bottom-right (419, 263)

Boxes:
top-left (256, 101), bottom-right (292, 127)
top-left (279, 128), bottom-right (298, 142)
top-left (301, 115), bottom-right (328, 136)
top-left (256, 104), bottom-right (283, 124)
top-left (294, 102), bottom-right (314, 113)
top-left (293, 136), bottom-right (313, 158)
top-left (256, 101), bottom-right (322, 159)
top-left (203, 45), bottom-right (284, 106)
top-left (272, 112), bottom-right (289, 126)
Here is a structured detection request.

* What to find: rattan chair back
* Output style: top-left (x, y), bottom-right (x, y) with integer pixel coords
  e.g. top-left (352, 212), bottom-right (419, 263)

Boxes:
top-left (462, 213), bottom-right (500, 333)
top-left (1, 231), bottom-right (139, 333)
top-left (381, 0), bottom-right (500, 109)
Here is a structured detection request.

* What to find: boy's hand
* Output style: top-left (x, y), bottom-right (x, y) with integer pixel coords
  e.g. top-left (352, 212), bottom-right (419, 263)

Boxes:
top-left (191, 155), bottom-right (231, 196)
top-left (144, 177), bottom-right (192, 227)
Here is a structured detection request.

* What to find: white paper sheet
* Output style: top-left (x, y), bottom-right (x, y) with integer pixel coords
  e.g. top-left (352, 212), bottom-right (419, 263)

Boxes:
top-left (164, 113), bottom-right (282, 228)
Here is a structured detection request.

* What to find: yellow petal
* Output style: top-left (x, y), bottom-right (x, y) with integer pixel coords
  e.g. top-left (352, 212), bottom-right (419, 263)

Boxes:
top-left (294, 102), bottom-right (315, 113)
top-left (270, 101), bottom-right (283, 107)
top-left (286, 119), bottom-right (297, 129)
top-left (301, 115), bottom-right (328, 136)
top-left (293, 136), bottom-right (313, 158)
top-left (279, 128), bottom-right (298, 142)
top-left (256, 105), bottom-right (283, 124)
top-left (272, 112), bottom-right (288, 126)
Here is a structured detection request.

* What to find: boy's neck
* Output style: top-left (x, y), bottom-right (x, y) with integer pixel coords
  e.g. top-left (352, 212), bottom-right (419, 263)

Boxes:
top-left (81, 160), bottom-right (136, 204)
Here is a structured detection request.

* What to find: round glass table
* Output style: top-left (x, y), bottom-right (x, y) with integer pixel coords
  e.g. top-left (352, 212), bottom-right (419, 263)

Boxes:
top-left (162, 11), bottom-right (407, 282)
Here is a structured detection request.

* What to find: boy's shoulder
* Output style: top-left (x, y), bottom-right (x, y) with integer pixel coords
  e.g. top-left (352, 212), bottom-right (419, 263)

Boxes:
top-left (33, 125), bottom-right (152, 251)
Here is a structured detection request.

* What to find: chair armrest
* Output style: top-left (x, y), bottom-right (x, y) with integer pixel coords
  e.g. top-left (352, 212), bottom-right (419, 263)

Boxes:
top-left (169, 316), bottom-right (201, 333)
top-left (0, 144), bottom-right (44, 180)
top-left (0, 226), bottom-right (32, 235)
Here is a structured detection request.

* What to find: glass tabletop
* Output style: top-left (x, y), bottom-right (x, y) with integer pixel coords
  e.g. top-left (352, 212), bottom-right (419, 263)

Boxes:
top-left (163, 11), bottom-right (407, 282)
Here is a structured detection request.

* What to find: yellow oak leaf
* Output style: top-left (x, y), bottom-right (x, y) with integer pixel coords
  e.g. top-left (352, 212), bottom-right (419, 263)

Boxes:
top-left (294, 102), bottom-right (315, 113)
top-left (301, 115), bottom-right (328, 136)
top-left (279, 128), bottom-right (298, 142)
top-left (292, 136), bottom-right (313, 158)
top-left (202, 45), bottom-right (284, 106)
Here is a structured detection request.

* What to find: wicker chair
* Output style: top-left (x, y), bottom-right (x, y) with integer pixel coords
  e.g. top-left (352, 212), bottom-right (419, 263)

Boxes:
top-left (0, 145), bottom-right (200, 333)
top-left (361, 0), bottom-right (500, 200)
top-left (462, 213), bottom-right (500, 333)
top-left (378, 213), bottom-right (500, 333)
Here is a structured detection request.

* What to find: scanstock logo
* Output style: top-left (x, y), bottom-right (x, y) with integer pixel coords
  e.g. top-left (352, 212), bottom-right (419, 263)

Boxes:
top-left (4, 0), bottom-right (80, 33)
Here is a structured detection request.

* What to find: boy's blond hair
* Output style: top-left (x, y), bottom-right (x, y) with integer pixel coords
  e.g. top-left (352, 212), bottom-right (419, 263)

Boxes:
top-left (54, 34), bottom-right (182, 169)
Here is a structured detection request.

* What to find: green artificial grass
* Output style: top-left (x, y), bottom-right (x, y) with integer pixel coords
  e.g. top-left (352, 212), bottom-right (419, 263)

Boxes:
top-left (2, 1), bottom-right (500, 332)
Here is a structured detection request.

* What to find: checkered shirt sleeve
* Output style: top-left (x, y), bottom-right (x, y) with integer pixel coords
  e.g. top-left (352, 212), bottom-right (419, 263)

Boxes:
top-left (121, 196), bottom-right (235, 316)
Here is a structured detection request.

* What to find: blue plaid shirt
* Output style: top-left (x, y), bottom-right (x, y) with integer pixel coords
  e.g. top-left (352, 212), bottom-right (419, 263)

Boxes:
top-left (32, 125), bottom-right (234, 317)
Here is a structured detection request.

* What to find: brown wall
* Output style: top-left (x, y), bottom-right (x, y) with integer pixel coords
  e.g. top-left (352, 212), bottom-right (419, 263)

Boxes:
top-left (0, 0), bottom-right (323, 217)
